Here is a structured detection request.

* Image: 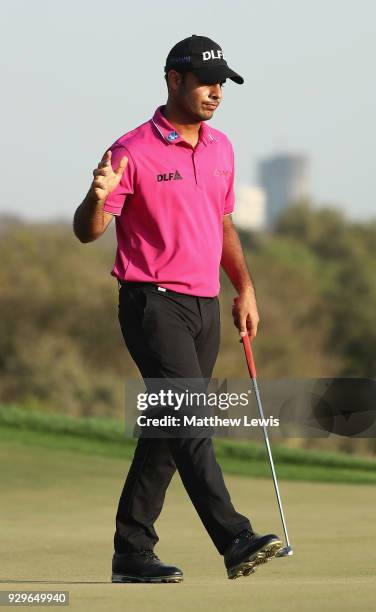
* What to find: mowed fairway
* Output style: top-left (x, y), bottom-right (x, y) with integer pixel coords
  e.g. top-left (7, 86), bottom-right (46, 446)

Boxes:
top-left (1, 434), bottom-right (375, 612)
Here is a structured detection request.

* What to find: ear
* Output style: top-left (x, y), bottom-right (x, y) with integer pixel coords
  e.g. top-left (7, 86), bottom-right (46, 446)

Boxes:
top-left (167, 69), bottom-right (183, 92)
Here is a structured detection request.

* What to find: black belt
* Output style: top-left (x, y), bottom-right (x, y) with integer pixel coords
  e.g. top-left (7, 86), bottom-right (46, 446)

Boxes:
top-left (116, 279), bottom-right (216, 300)
top-left (117, 279), bottom-right (169, 293)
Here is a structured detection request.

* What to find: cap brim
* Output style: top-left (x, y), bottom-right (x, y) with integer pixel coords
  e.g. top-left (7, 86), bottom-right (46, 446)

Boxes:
top-left (192, 64), bottom-right (244, 85)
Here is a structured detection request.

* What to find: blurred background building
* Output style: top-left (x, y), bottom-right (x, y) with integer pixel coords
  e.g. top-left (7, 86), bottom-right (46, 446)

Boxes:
top-left (258, 153), bottom-right (311, 230)
top-left (233, 185), bottom-right (266, 231)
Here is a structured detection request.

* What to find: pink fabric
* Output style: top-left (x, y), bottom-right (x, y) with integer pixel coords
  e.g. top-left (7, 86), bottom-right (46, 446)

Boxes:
top-left (103, 106), bottom-right (235, 297)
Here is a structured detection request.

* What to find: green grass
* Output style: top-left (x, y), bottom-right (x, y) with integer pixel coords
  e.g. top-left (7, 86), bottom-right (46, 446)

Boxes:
top-left (1, 404), bottom-right (376, 485)
top-left (1, 425), bottom-right (376, 612)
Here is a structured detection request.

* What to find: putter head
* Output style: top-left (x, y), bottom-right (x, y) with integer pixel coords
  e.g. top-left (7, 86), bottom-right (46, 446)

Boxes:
top-left (276, 545), bottom-right (293, 557)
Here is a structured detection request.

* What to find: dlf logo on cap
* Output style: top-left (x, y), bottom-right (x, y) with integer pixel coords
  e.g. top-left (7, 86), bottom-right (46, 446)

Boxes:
top-left (202, 50), bottom-right (225, 61)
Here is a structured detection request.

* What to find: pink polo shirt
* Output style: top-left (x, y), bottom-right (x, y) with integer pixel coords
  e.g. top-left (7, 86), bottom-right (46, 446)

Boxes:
top-left (103, 106), bottom-right (235, 297)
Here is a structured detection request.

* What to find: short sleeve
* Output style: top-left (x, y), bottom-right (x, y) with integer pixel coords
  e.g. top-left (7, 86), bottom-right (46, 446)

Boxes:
top-left (103, 144), bottom-right (136, 216)
top-left (224, 143), bottom-right (235, 215)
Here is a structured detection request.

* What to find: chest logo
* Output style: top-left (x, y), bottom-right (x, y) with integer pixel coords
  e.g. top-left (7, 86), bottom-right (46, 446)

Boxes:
top-left (213, 168), bottom-right (231, 177)
top-left (157, 170), bottom-right (183, 182)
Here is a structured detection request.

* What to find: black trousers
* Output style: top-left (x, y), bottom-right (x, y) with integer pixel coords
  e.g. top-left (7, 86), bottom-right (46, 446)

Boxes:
top-left (114, 281), bottom-right (252, 555)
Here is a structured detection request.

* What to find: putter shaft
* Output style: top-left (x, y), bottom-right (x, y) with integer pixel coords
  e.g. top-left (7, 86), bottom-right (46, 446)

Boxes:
top-left (242, 335), bottom-right (293, 554)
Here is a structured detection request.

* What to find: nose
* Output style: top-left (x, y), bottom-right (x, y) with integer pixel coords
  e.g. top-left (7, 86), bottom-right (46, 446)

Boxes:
top-left (209, 83), bottom-right (222, 101)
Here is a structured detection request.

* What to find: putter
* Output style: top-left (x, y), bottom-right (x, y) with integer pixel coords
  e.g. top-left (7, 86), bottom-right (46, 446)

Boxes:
top-left (241, 334), bottom-right (293, 557)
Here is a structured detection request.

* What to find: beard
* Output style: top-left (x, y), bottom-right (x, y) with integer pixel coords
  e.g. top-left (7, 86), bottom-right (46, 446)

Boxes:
top-left (175, 86), bottom-right (215, 122)
top-left (195, 107), bottom-right (215, 121)
top-left (178, 97), bottom-right (215, 122)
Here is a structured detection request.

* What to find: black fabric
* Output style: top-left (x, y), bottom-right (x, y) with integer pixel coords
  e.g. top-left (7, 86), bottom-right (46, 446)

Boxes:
top-left (114, 281), bottom-right (252, 555)
top-left (164, 34), bottom-right (244, 85)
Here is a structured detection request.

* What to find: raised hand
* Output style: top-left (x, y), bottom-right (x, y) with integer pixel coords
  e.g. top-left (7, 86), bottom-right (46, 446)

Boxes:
top-left (90, 150), bottom-right (128, 203)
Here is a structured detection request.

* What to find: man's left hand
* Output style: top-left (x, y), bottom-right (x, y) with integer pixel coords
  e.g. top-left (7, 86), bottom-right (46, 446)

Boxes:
top-left (232, 290), bottom-right (260, 341)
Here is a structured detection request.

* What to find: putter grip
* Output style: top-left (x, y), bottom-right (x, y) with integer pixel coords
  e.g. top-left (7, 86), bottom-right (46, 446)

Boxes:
top-left (242, 335), bottom-right (257, 379)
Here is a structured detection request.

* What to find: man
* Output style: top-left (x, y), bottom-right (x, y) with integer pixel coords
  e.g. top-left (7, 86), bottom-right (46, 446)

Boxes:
top-left (73, 35), bottom-right (282, 583)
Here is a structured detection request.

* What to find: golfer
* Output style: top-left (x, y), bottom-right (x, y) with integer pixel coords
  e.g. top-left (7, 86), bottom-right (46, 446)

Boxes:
top-left (73, 35), bottom-right (282, 582)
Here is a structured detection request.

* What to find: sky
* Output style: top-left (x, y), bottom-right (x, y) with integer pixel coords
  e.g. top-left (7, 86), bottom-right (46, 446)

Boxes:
top-left (0, 0), bottom-right (375, 222)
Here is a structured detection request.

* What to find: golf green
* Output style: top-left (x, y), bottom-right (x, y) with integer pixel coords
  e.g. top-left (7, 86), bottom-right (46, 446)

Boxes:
top-left (1, 434), bottom-right (375, 612)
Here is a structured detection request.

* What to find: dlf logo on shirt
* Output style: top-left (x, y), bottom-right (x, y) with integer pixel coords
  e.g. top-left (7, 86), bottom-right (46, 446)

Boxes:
top-left (202, 49), bottom-right (225, 61)
top-left (157, 170), bottom-right (183, 182)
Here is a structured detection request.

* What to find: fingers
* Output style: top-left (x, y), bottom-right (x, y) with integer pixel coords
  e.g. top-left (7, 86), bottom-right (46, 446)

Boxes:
top-left (96, 150), bottom-right (112, 171)
top-left (232, 300), bottom-right (246, 331)
top-left (91, 177), bottom-right (107, 192)
top-left (237, 324), bottom-right (256, 343)
top-left (92, 152), bottom-right (128, 179)
top-left (100, 150), bottom-right (112, 166)
top-left (115, 155), bottom-right (128, 176)
top-left (232, 299), bottom-right (259, 342)
top-left (92, 150), bottom-right (114, 178)
top-left (92, 168), bottom-right (107, 178)
top-left (247, 315), bottom-right (258, 340)
top-left (238, 314), bottom-right (248, 338)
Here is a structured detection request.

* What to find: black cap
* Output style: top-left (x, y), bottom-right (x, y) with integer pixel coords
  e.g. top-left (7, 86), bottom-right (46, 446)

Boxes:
top-left (164, 35), bottom-right (244, 85)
